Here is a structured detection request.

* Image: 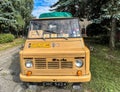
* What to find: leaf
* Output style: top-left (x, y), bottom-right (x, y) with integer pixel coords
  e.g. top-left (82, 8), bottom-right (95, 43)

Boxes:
top-left (101, 8), bottom-right (108, 12)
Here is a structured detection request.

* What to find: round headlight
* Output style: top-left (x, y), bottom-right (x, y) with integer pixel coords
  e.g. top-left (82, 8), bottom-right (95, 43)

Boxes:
top-left (75, 59), bottom-right (83, 68)
top-left (25, 60), bottom-right (33, 68)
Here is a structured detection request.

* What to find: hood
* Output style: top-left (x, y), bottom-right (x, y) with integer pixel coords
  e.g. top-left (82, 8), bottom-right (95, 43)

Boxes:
top-left (21, 38), bottom-right (85, 56)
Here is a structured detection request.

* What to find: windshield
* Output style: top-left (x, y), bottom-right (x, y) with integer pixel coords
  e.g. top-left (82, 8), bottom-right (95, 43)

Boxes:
top-left (28, 18), bottom-right (81, 38)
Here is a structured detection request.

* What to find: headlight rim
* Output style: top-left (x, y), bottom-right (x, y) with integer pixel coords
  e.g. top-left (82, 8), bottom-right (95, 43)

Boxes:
top-left (75, 59), bottom-right (83, 68)
top-left (25, 60), bottom-right (33, 68)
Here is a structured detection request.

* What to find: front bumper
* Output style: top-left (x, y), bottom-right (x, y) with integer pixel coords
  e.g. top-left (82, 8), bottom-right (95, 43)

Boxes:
top-left (20, 72), bottom-right (91, 83)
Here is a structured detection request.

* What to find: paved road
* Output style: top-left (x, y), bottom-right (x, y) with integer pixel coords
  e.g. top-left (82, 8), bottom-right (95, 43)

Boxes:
top-left (0, 46), bottom-right (22, 92)
top-left (0, 46), bottom-right (85, 92)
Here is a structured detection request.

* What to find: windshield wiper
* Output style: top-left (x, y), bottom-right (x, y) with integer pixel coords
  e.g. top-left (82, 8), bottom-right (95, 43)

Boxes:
top-left (63, 37), bottom-right (68, 40)
top-left (44, 29), bottom-right (58, 34)
top-left (35, 30), bottom-right (40, 36)
top-left (35, 30), bottom-right (45, 40)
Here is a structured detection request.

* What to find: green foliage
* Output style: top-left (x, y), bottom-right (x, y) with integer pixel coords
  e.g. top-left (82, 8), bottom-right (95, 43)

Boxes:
top-left (0, 34), bottom-right (15, 43)
top-left (87, 0), bottom-right (120, 49)
top-left (0, 0), bottom-right (34, 35)
top-left (0, 0), bottom-right (18, 31)
top-left (86, 23), bottom-right (108, 36)
top-left (87, 0), bottom-right (120, 21)
top-left (83, 43), bottom-right (120, 92)
top-left (0, 38), bottom-right (25, 51)
top-left (51, 0), bottom-right (87, 18)
top-left (15, 13), bottom-right (25, 28)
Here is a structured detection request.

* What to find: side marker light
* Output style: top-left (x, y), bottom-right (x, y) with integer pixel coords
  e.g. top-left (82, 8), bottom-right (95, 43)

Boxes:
top-left (77, 70), bottom-right (82, 76)
top-left (26, 71), bottom-right (32, 76)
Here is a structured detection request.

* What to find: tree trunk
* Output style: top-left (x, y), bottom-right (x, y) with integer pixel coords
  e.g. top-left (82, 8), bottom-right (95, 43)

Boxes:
top-left (109, 18), bottom-right (116, 50)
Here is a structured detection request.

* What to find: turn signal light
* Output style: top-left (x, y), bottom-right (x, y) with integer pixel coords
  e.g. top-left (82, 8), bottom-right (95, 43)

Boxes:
top-left (26, 71), bottom-right (32, 76)
top-left (77, 70), bottom-right (82, 76)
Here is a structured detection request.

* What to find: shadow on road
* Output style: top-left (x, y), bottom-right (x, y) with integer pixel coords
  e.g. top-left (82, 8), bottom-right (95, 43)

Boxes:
top-left (9, 52), bottom-right (21, 83)
top-left (8, 52), bottom-right (28, 92)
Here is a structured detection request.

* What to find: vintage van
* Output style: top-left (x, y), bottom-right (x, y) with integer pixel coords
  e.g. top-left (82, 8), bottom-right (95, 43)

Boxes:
top-left (19, 12), bottom-right (91, 87)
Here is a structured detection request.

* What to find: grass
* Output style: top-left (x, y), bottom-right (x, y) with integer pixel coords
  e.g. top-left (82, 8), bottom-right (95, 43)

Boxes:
top-left (83, 43), bottom-right (120, 92)
top-left (0, 38), bottom-right (25, 51)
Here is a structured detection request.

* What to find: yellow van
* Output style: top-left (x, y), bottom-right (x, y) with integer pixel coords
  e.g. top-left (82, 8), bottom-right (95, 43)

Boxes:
top-left (19, 12), bottom-right (91, 87)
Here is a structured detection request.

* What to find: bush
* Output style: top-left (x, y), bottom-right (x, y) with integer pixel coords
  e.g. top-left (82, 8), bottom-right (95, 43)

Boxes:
top-left (99, 35), bottom-right (109, 44)
top-left (84, 35), bottom-right (109, 44)
top-left (0, 34), bottom-right (15, 44)
top-left (86, 23), bottom-right (108, 37)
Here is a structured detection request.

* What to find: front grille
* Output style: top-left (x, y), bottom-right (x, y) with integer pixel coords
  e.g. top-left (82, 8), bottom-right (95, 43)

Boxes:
top-left (35, 58), bottom-right (46, 69)
top-left (61, 62), bottom-right (73, 69)
top-left (35, 61), bottom-right (46, 69)
top-left (34, 58), bottom-right (73, 69)
top-left (48, 62), bottom-right (59, 69)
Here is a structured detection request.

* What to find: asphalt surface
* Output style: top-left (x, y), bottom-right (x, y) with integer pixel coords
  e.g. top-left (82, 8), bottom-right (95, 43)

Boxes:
top-left (0, 46), bottom-right (85, 92)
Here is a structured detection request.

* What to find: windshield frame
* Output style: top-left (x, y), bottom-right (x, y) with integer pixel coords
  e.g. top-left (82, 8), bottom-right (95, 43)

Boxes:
top-left (28, 17), bottom-right (82, 39)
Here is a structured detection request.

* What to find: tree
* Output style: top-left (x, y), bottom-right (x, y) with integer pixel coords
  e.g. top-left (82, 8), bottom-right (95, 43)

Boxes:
top-left (51, 0), bottom-right (87, 19)
top-left (0, 0), bottom-right (34, 37)
top-left (11, 0), bottom-right (34, 36)
top-left (0, 0), bottom-right (18, 33)
top-left (87, 0), bottom-right (120, 50)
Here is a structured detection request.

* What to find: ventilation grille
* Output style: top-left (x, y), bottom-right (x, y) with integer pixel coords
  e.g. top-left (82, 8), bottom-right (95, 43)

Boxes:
top-left (35, 58), bottom-right (73, 69)
top-left (48, 62), bottom-right (59, 69)
top-left (61, 62), bottom-right (73, 69)
top-left (35, 58), bottom-right (46, 69)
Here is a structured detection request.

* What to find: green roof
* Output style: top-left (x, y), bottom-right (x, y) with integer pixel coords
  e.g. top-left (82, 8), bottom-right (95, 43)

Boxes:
top-left (39, 12), bottom-right (72, 18)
